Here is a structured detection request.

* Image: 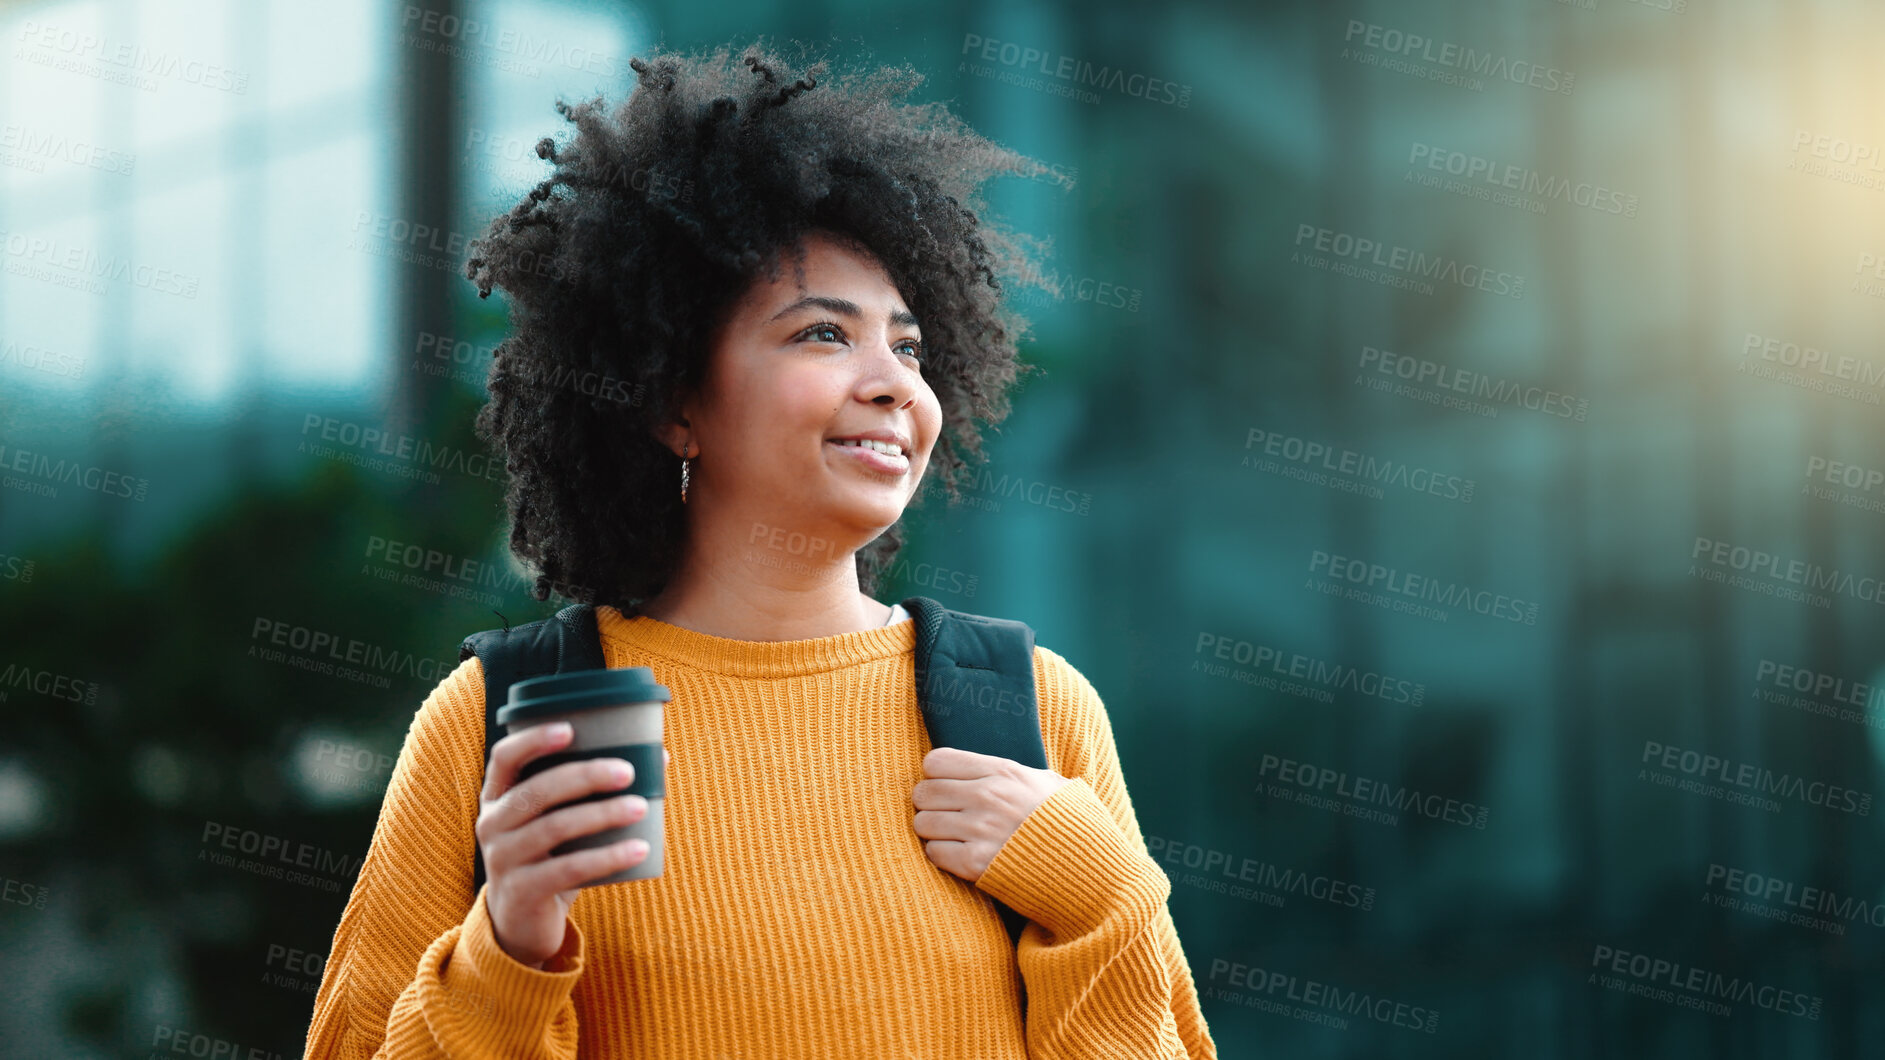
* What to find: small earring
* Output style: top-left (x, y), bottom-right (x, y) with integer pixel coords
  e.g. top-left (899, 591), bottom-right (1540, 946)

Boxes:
top-left (680, 444), bottom-right (691, 504)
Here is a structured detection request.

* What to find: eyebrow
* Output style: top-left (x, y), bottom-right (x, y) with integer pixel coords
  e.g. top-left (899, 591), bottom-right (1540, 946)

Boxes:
top-left (766, 294), bottom-right (920, 330)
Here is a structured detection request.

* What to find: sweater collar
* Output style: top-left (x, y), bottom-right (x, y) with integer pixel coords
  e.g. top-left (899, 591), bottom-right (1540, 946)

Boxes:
top-left (596, 604), bottom-right (916, 679)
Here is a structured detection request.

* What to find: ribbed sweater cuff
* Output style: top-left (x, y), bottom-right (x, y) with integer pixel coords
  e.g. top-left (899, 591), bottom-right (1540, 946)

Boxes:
top-left (444, 885), bottom-right (586, 1041)
top-left (974, 777), bottom-right (1172, 940)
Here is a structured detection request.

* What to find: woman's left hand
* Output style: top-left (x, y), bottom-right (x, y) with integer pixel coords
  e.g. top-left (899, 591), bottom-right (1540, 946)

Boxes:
top-left (912, 747), bottom-right (1071, 883)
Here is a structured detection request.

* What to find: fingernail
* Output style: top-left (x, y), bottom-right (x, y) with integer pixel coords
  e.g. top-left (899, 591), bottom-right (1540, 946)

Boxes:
top-left (550, 722), bottom-right (573, 738)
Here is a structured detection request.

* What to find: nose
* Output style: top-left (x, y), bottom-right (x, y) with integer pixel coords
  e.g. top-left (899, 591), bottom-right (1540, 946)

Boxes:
top-left (857, 341), bottom-right (921, 411)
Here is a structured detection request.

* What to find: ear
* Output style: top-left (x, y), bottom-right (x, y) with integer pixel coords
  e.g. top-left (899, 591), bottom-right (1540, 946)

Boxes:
top-left (651, 381), bottom-right (698, 458)
top-left (652, 417), bottom-right (692, 458)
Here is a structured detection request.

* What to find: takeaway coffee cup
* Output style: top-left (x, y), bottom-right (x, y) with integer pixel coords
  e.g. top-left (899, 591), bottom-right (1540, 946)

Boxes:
top-left (497, 666), bottom-right (670, 886)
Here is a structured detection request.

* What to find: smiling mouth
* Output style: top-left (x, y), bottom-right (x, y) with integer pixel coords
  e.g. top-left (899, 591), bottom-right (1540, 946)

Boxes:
top-left (828, 437), bottom-right (906, 458)
top-left (826, 439), bottom-right (911, 474)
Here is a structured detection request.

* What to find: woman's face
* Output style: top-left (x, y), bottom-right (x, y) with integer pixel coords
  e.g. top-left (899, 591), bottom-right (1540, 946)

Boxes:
top-left (668, 229), bottom-right (942, 556)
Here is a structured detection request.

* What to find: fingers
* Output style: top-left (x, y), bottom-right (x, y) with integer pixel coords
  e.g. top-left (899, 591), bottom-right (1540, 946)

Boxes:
top-left (911, 808), bottom-right (975, 841)
top-left (920, 837), bottom-right (975, 881)
top-left (477, 724), bottom-right (669, 878)
top-left (482, 722), bottom-right (572, 807)
top-left (512, 834), bottom-right (651, 895)
top-left (912, 776), bottom-right (974, 810)
top-left (921, 746), bottom-right (999, 779)
top-left (497, 787), bottom-right (648, 868)
top-left (480, 753), bottom-right (635, 845)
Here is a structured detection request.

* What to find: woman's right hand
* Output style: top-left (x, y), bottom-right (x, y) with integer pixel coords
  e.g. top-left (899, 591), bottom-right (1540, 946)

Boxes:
top-left (476, 721), bottom-right (663, 968)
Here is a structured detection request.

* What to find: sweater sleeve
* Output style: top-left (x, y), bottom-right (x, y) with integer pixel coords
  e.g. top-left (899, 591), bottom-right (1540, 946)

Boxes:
top-left (302, 655), bottom-right (588, 1060)
top-left (971, 647), bottom-right (1218, 1060)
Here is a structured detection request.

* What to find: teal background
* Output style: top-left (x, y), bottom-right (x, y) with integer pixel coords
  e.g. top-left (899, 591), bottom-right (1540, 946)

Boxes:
top-left (3, 0), bottom-right (1884, 1056)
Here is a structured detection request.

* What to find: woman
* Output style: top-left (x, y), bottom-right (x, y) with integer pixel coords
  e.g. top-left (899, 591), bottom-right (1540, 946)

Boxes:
top-left (304, 40), bottom-right (1216, 1060)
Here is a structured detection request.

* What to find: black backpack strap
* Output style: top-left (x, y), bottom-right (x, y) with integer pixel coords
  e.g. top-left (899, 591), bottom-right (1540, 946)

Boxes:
top-left (901, 595), bottom-right (1047, 770)
top-left (901, 594), bottom-right (1045, 1013)
top-left (457, 603), bottom-right (605, 896)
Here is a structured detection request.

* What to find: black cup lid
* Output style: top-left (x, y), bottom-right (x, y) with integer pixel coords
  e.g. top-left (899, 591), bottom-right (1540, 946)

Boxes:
top-left (496, 666), bottom-right (671, 725)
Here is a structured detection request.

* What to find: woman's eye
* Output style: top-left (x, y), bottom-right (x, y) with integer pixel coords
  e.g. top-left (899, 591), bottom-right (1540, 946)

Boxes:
top-left (798, 322), bottom-right (920, 367)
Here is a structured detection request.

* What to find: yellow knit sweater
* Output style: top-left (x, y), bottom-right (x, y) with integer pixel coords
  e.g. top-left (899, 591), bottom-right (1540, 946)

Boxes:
top-left (302, 604), bottom-right (1217, 1059)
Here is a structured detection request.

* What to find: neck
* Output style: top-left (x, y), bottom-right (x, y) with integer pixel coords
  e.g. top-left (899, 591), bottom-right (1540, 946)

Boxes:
top-left (636, 512), bottom-right (891, 641)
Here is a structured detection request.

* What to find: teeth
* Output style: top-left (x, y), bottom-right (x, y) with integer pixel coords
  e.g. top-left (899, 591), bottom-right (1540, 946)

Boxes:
top-left (833, 438), bottom-right (905, 457)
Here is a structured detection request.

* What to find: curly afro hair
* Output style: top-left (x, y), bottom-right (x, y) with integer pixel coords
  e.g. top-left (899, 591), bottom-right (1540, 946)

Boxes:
top-left (463, 38), bottom-right (1065, 613)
